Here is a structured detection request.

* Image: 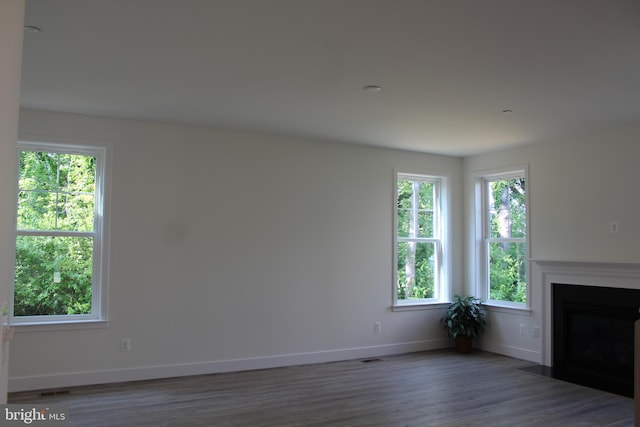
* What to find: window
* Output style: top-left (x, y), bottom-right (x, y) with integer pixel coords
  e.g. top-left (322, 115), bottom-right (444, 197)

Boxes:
top-left (479, 169), bottom-right (527, 307)
top-left (394, 173), bottom-right (446, 306)
top-left (13, 141), bottom-right (110, 324)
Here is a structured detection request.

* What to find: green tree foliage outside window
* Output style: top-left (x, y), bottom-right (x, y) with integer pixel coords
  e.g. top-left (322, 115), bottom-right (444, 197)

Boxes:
top-left (396, 176), bottom-right (438, 301)
top-left (15, 150), bottom-right (96, 316)
top-left (487, 177), bottom-right (526, 303)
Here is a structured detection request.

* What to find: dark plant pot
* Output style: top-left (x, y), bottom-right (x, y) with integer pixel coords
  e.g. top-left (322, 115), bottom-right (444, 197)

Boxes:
top-left (455, 335), bottom-right (473, 353)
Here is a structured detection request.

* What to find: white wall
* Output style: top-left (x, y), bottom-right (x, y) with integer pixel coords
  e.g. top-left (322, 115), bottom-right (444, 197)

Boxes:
top-left (17, 108), bottom-right (638, 389)
top-left (463, 124), bottom-right (640, 363)
top-left (10, 110), bottom-right (463, 391)
top-left (0, 0), bottom-right (25, 403)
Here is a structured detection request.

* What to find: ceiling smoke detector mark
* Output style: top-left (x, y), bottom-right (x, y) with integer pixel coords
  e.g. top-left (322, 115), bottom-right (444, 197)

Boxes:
top-left (362, 85), bottom-right (382, 92)
top-left (502, 109), bottom-right (513, 114)
top-left (24, 25), bottom-right (42, 33)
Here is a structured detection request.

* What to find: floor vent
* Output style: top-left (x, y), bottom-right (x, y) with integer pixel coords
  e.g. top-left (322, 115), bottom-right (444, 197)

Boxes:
top-left (40, 390), bottom-right (71, 397)
top-left (360, 358), bottom-right (383, 363)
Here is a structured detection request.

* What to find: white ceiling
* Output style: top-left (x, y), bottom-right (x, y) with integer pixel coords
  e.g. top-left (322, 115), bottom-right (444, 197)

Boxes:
top-left (20, 0), bottom-right (640, 156)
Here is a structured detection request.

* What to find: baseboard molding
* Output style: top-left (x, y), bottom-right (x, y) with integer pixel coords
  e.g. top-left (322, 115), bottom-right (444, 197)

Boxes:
top-left (478, 341), bottom-right (541, 364)
top-left (9, 338), bottom-right (450, 393)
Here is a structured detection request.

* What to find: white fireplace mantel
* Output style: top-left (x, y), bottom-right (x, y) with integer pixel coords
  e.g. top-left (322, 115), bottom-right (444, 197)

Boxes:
top-left (532, 259), bottom-right (640, 366)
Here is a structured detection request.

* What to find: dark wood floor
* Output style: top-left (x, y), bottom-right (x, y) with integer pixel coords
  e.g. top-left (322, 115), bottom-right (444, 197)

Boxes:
top-left (9, 349), bottom-right (634, 426)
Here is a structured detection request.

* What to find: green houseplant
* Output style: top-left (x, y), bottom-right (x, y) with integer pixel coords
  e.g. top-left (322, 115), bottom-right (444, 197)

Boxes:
top-left (441, 295), bottom-right (486, 353)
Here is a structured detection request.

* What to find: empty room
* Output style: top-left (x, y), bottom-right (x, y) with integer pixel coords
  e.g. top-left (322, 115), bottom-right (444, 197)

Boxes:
top-left (1, 0), bottom-right (639, 425)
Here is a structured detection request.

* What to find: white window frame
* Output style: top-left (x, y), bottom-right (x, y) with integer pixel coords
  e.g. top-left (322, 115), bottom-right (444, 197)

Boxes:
top-left (474, 166), bottom-right (529, 310)
top-left (12, 139), bottom-right (112, 328)
top-left (393, 172), bottom-right (449, 309)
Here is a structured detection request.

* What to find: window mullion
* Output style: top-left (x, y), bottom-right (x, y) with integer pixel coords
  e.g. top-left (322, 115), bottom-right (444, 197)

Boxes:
top-left (397, 237), bottom-right (440, 244)
top-left (16, 229), bottom-right (95, 238)
top-left (486, 237), bottom-right (525, 244)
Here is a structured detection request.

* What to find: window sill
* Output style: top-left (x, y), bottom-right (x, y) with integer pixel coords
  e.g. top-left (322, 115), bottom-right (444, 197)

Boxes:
top-left (482, 303), bottom-right (532, 316)
top-left (392, 302), bottom-right (449, 312)
top-left (12, 319), bottom-right (109, 333)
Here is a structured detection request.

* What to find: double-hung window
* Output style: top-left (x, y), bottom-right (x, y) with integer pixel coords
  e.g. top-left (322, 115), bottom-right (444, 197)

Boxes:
top-left (13, 141), bottom-right (110, 324)
top-left (479, 169), bottom-right (528, 307)
top-left (394, 173), bottom-right (446, 306)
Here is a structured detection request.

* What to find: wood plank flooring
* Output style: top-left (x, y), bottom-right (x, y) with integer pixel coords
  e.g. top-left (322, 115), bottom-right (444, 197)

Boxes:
top-left (9, 349), bottom-right (634, 426)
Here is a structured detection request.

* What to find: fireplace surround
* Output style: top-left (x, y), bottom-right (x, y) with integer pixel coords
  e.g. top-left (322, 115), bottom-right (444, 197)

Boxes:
top-left (535, 260), bottom-right (640, 397)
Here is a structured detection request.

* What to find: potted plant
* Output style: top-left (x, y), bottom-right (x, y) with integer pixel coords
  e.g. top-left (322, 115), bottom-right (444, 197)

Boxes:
top-left (441, 295), bottom-right (486, 353)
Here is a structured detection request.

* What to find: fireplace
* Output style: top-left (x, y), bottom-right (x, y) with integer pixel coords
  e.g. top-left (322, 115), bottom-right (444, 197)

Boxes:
top-left (553, 283), bottom-right (640, 397)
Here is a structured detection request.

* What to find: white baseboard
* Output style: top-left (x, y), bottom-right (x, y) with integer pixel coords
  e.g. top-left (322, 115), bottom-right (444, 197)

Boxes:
top-left (478, 341), bottom-right (542, 364)
top-left (9, 338), bottom-right (450, 393)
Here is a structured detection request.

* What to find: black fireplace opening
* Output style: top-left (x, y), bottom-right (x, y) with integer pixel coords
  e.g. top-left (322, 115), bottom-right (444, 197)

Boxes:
top-left (553, 283), bottom-right (640, 397)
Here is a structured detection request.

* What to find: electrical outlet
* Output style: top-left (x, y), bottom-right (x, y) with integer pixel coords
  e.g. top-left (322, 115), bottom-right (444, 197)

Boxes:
top-left (533, 326), bottom-right (540, 337)
top-left (519, 324), bottom-right (526, 335)
top-left (120, 338), bottom-right (131, 352)
top-left (374, 321), bottom-right (382, 334)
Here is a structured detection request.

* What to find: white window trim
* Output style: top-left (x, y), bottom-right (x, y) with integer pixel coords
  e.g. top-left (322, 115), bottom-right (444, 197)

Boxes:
top-left (12, 137), bottom-right (112, 328)
top-left (473, 166), bottom-right (530, 310)
top-left (393, 171), bottom-right (450, 309)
